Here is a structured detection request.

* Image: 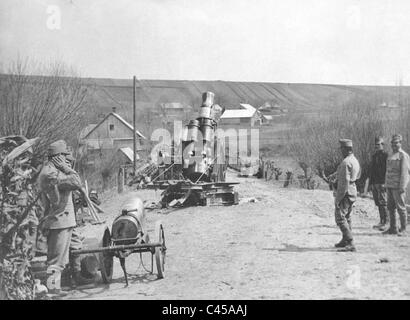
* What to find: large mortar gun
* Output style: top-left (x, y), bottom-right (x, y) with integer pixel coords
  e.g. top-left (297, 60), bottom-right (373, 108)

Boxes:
top-left (182, 91), bottom-right (226, 183)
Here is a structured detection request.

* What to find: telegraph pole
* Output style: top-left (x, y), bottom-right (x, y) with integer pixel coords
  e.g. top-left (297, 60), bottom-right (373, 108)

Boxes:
top-left (133, 76), bottom-right (137, 175)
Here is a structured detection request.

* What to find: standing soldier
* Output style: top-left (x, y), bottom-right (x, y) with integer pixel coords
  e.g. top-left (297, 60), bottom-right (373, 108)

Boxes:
top-left (38, 140), bottom-right (90, 296)
top-left (383, 134), bottom-right (410, 236)
top-left (369, 136), bottom-right (389, 230)
top-left (334, 139), bottom-right (361, 252)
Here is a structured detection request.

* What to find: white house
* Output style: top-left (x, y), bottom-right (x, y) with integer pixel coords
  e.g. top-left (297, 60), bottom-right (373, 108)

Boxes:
top-left (80, 108), bottom-right (146, 155)
top-left (219, 104), bottom-right (262, 127)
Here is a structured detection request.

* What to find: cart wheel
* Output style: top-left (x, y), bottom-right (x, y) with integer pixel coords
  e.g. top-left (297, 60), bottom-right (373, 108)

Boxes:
top-left (154, 221), bottom-right (166, 279)
top-left (99, 227), bottom-right (113, 284)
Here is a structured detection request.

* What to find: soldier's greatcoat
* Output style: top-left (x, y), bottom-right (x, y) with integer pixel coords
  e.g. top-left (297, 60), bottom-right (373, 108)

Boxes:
top-left (335, 153), bottom-right (361, 206)
top-left (38, 161), bottom-right (82, 229)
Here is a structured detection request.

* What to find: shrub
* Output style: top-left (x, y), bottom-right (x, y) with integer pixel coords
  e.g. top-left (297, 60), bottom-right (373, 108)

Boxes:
top-left (286, 94), bottom-right (409, 191)
top-left (0, 136), bottom-right (40, 300)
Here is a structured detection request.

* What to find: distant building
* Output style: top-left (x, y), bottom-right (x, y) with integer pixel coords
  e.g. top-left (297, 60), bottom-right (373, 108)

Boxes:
top-left (116, 147), bottom-right (139, 164)
top-left (80, 107), bottom-right (146, 157)
top-left (220, 104), bottom-right (262, 126)
top-left (258, 102), bottom-right (286, 115)
top-left (261, 114), bottom-right (273, 124)
top-left (259, 101), bottom-right (281, 111)
top-left (378, 101), bottom-right (400, 109)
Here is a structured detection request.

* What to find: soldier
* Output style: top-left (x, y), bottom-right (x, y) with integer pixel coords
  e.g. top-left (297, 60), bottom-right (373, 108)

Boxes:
top-left (334, 139), bottom-right (361, 252)
top-left (369, 136), bottom-right (389, 230)
top-left (383, 134), bottom-right (410, 236)
top-left (65, 152), bottom-right (95, 288)
top-left (38, 140), bottom-right (91, 296)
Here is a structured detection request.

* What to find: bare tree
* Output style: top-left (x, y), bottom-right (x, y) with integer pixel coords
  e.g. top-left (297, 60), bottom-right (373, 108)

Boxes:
top-left (0, 58), bottom-right (91, 160)
top-left (286, 93), bottom-right (386, 191)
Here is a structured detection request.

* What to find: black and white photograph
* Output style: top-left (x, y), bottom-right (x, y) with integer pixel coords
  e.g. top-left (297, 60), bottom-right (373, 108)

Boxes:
top-left (0, 0), bottom-right (410, 302)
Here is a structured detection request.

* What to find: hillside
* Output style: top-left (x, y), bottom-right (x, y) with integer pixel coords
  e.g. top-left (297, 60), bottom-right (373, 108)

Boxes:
top-left (2, 73), bottom-right (409, 125)
top-left (87, 78), bottom-right (410, 117)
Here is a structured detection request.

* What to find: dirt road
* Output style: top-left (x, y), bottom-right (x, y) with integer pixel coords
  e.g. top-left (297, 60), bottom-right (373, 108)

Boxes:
top-left (67, 170), bottom-right (410, 300)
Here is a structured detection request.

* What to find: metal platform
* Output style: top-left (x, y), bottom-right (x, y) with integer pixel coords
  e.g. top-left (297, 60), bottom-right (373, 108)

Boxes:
top-left (146, 180), bottom-right (239, 207)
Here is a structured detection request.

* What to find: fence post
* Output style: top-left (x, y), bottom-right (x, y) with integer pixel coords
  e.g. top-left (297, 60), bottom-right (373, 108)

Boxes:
top-left (118, 167), bottom-right (124, 193)
top-left (284, 170), bottom-right (293, 188)
top-left (261, 160), bottom-right (265, 180)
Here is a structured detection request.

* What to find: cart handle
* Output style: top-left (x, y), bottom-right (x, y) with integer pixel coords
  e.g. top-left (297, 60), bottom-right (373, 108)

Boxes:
top-left (71, 242), bottom-right (163, 255)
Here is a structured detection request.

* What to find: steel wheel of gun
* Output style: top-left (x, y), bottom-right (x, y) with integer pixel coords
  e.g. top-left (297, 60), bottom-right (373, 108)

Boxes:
top-left (154, 221), bottom-right (166, 279)
top-left (98, 228), bottom-right (113, 284)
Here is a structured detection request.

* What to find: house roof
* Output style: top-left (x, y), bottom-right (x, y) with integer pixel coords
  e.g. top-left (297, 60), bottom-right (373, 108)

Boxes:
top-left (118, 147), bottom-right (139, 162)
top-left (82, 139), bottom-right (144, 151)
top-left (79, 124), bottom-right (97, 140)
top-left (83, 112), bottom-right (147, 140)
top-left (220, 103), bottom-right (257, 119)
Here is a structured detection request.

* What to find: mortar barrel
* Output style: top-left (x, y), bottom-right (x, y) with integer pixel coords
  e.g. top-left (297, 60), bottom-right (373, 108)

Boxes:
top-left (199, 92), bottom-right (215, 119)
top-left (182, 125), bottom-right (189, 142)
top-left (187, 119), bottom-right (200, 142)
top-left (199, 118), bottom-right (214, 142)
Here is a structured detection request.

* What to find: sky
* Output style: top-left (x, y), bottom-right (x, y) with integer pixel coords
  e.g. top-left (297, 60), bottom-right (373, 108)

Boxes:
top-left (1, 0), bottom-right (410, 85)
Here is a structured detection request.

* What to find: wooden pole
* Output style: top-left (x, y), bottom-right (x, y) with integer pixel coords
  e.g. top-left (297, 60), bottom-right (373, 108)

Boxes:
top-left (118, 167), bottom-right (124, 194)
top-left (133, 76), bottom-right (137, 175)
top-left (362, 177), bottom-right (370, 197)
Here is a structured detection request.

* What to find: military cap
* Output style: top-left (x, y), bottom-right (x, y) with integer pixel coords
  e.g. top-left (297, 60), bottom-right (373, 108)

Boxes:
top-left (391, 134), bottom-right (402, 142)
top-left (339, 139), bottom-right (353, 147)
top-left (47, 140), bottom-right (69, 156)
top-left (375, 136), bottom-right (384, 144)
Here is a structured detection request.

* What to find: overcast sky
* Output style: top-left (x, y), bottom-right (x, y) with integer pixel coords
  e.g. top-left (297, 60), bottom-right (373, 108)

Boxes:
top-left (1, 0), bottom-right (410, 85)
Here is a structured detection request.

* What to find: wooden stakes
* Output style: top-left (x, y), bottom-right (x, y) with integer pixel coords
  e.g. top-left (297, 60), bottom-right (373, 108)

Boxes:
top-left (83, 180), bottom-right (105, 224)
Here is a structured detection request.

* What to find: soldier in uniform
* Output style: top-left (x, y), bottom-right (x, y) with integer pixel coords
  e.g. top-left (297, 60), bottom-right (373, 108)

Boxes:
top-left (369, 136), bottom-right (389, 230)
top-left (383, 134), bottom-right (410, 236)
top-left (38, 140), bottom-right (91, 295)
top-left (334, 139), bottom-right (361, 252)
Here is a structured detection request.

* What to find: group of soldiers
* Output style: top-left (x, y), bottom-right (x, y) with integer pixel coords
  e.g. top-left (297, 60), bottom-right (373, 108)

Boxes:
top-left (37, 139), bottom-right (93, 297)
top-left (332, 134), bottom-right (409, 252)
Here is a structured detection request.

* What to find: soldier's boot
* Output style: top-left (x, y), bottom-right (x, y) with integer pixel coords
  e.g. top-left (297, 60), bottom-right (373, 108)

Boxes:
top-left (336, 223), bottom-right (355, 251)
top-left (378, 206), bottom-right (390, 231)
top-left (338, 239), bottom-right (356, 252)
top-left (71, 271), bottom-right (95, 288)
top-left (46, 266), bottom-right (69, 298)
top-left (69, 254), bottom-right (95, 288)
top-left (334, 223), bottom-right (351, 247)
top-left (334, 238), bottom-right (348, 248)
top-left (373, 206), bottom-right (385, 229)
top-left (398, 212), bottom-right (407, 236)
top-left (383, 210), bottom-right (398, 235)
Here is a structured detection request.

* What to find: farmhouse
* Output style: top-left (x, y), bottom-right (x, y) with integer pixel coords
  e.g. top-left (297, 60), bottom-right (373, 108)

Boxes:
top-left (80, 107), bottom-right (146, 157)
top-left (219, 104), bottom-right (262, 127)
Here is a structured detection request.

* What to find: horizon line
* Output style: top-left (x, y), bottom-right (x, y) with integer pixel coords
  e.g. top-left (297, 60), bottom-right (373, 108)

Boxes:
top-left (0, 72), bottom-right (408, 88)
